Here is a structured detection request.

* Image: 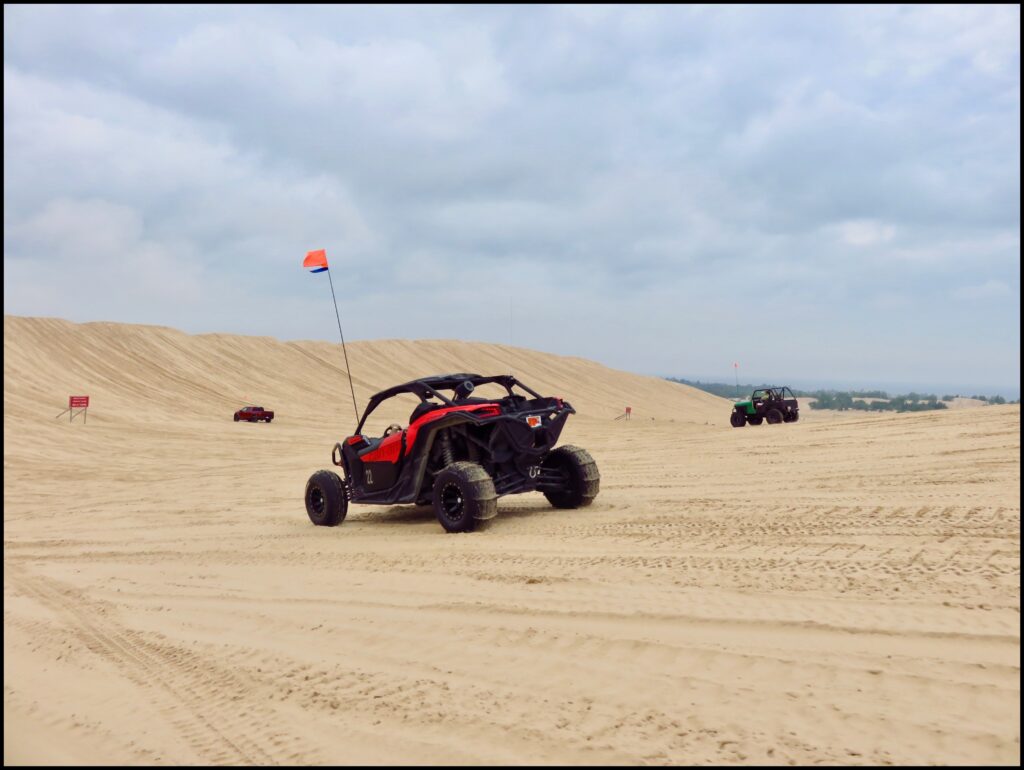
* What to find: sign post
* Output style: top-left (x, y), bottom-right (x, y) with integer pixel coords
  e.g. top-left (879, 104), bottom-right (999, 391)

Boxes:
top-left (56, 396), bottom-right (90, 423)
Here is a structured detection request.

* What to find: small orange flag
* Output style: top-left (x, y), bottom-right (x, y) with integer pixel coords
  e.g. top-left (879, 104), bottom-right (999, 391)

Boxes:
top-left (303, 249), bottom-right (328, 272)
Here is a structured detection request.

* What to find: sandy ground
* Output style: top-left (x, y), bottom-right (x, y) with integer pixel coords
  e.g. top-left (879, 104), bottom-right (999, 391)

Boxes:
top-left (4, 316), bottom-right (1020, 765)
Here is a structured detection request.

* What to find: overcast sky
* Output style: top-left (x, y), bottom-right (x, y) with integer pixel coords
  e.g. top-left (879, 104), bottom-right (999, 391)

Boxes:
top-left (4, 5), bottom-right (1020, 393)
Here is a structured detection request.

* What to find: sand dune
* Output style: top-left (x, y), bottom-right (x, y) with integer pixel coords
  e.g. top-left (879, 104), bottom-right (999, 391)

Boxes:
top-left (946, 396), bottom-right (993, 409)
top-left (3, 315), bottom-right (726, 427)
top-left (4, 316), bottom-right (1020, 765)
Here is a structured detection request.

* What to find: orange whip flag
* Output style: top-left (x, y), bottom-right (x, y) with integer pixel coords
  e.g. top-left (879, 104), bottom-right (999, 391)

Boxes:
top-left (303, 249), bottom-right (329, 273)
top-left (303, 248), bottom-right (358, 420)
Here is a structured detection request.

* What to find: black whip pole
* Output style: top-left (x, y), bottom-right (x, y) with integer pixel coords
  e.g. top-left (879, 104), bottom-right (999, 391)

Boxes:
top-left (325, 268), bottom-right (360, 423)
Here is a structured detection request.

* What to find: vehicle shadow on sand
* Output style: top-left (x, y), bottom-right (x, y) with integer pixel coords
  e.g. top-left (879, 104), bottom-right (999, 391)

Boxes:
top-left (354, 500), bottom-right (559, 528)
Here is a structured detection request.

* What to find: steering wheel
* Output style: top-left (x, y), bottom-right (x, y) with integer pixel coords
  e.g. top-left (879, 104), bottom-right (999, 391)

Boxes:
top-left (383, 423), bottom-right (403, 437)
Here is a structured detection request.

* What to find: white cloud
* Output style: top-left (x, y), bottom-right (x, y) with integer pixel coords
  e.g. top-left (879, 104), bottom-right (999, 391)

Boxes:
top-left (833, 219), bottom-right (897, 247)
top-left (5, 197), bottom-right (204, 312)
top-left (143, 20), bottom-right (511, 141)
top-left (951, 280), bottom-right (1013, 301)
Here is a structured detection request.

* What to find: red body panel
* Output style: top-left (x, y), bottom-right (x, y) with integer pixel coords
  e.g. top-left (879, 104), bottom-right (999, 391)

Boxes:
top-left (236, 407), bottom-right (274, 420)
top-left (402, 403), bottom-right (499, 455)
top-left (359, 432), bottom-right (403, 463)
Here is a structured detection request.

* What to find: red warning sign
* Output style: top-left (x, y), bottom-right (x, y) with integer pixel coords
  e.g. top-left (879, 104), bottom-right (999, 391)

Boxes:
top-left (69, 396), bottom-right (90, 408)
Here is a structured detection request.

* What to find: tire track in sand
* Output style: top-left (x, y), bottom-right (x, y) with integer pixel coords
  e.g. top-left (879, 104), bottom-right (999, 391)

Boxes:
top-left (6, 565), bottom-right (307, 765)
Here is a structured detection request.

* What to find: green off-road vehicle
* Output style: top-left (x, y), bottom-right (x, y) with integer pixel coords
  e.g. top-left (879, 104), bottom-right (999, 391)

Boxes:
top-left (730, 387), bottom-right (799, 427)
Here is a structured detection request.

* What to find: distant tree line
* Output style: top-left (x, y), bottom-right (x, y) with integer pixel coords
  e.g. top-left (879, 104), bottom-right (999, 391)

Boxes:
top-left (664, 378), bottom-right (1019, 412)
top-left (808, 392), bottom-right (947, 412)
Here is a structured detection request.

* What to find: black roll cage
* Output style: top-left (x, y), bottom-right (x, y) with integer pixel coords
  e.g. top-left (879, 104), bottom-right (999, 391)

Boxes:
top-left (354, 373), bottom-right (544, 435)
top-left (752, 386), bottom-right (796, 401)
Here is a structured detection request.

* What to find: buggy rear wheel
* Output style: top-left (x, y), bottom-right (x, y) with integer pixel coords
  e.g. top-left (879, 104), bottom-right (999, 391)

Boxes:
top-left (783, 411), bottom-right (798, 423)
top-left (749, 416), bottom-right (764, 425)
top-left (305, 469), bottom-right (348, 527)
top-left (766, 409), bottom-right (783, 424)
top-left (432, 462), bottom-right (497, 533)
top-left (542, 445), bottom-right (600, 509)
top-left (730, 411), bottom-right (746, 428)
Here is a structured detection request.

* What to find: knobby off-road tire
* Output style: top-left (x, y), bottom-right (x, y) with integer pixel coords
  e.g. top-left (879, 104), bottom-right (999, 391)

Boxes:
top-left (783, 411), bottom-right (799, 423)
top-left (749, 416), bottom-right (764, 425)
top-left (730, 411), bottom-right (746, 428)
top-left (305, 469), bottom-right (348, 527)
top-left (542, 445), bottom-right (600, 509)
top-left (433, 461), bottom-right (497, 533)
top-left (766, 408), bottom-right (783, 425)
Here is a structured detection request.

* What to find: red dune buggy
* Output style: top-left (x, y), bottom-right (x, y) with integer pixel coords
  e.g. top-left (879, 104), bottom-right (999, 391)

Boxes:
top-left (304, 373), bottom-right (599, 532)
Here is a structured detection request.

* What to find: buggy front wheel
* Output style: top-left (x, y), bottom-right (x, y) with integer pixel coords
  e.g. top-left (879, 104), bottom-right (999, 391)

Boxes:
top-left (305, 470), bottom-right (348, 526)
top-left (730, 411), bottom-right (746, 428)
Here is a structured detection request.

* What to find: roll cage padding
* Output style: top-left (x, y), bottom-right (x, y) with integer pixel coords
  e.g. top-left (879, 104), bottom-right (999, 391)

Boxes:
top-left (409, 401), bottom-right (442, 424)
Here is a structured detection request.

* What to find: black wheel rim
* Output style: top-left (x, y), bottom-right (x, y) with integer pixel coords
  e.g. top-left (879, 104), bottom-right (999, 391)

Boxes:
top-left (547, 457), bottom-right (570, 483)
top-left (440, 482), bottom-right (465, 522)
top-left (309, 486), bottom-right (326, 516)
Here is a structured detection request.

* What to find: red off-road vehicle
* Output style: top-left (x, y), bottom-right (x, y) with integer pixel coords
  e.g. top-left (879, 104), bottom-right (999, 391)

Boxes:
top-left (234, 405), bottom-right (274, 423)
top-left (304, 373), bottom-right (600, 533)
